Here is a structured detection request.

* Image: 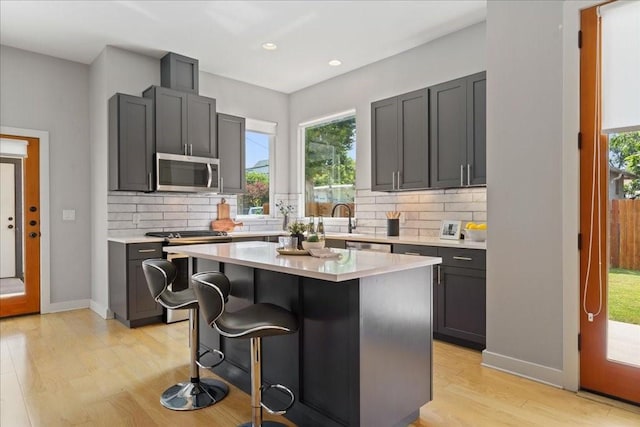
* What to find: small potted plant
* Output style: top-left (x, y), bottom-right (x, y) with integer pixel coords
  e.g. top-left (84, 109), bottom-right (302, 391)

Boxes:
top-left (288, 221), bottom-right (307, 249)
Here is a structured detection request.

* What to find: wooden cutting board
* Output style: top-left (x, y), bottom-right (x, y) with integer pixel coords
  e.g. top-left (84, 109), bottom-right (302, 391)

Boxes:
top-left (211, 198), bottom-right (243, 232)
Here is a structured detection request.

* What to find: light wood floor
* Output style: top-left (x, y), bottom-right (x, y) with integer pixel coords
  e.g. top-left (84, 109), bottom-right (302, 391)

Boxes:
top-left (1, 309), bottom-right (638, 427)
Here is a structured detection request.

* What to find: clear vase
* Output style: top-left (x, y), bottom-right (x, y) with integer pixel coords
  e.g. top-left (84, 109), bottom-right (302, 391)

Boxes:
top-left (282, 214), bottom-right (289, 231)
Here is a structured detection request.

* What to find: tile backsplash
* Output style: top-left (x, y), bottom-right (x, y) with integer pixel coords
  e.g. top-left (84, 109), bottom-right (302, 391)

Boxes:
top-left (353, 187), bottom-right (486, 237)
top-left (107, 188), bottom-right (486, 238)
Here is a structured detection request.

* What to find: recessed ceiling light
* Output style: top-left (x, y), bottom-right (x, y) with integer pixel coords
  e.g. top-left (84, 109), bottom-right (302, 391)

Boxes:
top-left (262, 42), bottom-right (277, 51)
top-left (328, 59), bottom-right (342, 66)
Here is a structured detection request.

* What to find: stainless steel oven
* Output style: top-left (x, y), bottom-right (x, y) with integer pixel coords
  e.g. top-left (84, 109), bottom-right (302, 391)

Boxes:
top-left (146, 230), bottom-right (232, 323)
top-left (156, 152), bottom-right (220, 193)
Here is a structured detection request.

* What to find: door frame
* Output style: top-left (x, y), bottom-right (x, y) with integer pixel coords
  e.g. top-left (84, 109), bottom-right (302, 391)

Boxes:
top-left (0, 158), bottom-right (23, 279)
top-left (0, 126), bottom-right (51, 314)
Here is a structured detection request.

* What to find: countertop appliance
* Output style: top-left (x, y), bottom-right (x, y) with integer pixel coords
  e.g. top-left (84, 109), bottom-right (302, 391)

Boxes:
top-left (146, 230), bottom-right (232, 322)
top-left (155, 152), bottom-right (220, 193)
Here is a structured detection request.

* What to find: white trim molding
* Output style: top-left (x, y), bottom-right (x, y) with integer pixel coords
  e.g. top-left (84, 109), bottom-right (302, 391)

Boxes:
top-left (0, 125), bottom-right (52, 314)
top-left (482, 350), bottom-right (564, 388)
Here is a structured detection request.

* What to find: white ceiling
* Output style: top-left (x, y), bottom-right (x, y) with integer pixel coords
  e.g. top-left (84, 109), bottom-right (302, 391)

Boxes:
top-left (0, 1), bottom-right (486, 94)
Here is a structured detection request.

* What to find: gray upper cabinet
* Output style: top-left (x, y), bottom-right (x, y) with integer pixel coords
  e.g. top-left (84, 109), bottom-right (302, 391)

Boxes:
top-left (161, 52), bottom-right (199, 94)
top-left (371, 88), bottom-right (429, 191)
top-left (187, 94), bottom-right (217, 157)
top-left (430, 71), bottom-right (486, 188)
top-left (143, 86), bottom-right (216, 157)
top-left (108, 93), bottom-right (154, 192)
top-left (371, 97), bottom-right (398, 191)
top-left (217, 113), bottom-right (245, 194)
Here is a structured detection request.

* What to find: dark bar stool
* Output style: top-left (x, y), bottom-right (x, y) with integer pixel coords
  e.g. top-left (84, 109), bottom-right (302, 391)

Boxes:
top-left (141, 259), bottom-right (229, 411)
top-left (192, 271), bottom-right (299, 427)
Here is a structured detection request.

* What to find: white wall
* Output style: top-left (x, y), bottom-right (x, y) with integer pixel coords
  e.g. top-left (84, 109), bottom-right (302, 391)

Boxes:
top-left (484, 1), bottom-right (566, 385)
top-left (289, 22), bottom-right (486, 194)
top-left (0, 45), bottom-right (91, 307)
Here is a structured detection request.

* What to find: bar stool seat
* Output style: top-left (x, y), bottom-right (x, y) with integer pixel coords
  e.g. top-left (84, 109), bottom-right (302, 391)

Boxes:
top-left (193, 272), bottom-right (299, 427)
top-left (142, 259), bottom-right (229, 411)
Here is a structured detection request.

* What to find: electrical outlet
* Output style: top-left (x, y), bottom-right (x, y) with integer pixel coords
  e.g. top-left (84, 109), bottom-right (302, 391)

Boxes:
top-left (132, 213), bottom-right (141, 225)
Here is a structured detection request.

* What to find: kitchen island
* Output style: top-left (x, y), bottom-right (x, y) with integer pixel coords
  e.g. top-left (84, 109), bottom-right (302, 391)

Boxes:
top-left (165, 241), bottom-right (441, 427)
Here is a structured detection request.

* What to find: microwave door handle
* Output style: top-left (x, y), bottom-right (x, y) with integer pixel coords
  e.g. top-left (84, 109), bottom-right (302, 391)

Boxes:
top-left (206, 164), bottom-right (213, 188)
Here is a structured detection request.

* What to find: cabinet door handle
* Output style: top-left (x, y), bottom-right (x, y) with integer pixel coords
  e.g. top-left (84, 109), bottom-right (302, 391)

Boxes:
top-left (460, 164), bottom-right (464, 186)
top-left (220, 177), bottom-right (224, 194)
top-left (391, 172), bottom-right (396, 190)
top-left (189, 144), bottom-right (193, 156)
top-left (184, 144), bottom-right (188, 155)
top-left (404, 252), bottom-right (421, 256)
top-left (437, 265), bottom-right (441, 284)
top-left (206, 164), bottom-right (213, 188)
top-left (138, 249), bottom-right (157, 253)
top-left (467, 164), bottom-right (471, 186)
top-left (148, 173), bottom-right (153, 192)
top-left (397, 171), bottom-right (401, 189)
top-left (452, 256), bottom-right (473, 261)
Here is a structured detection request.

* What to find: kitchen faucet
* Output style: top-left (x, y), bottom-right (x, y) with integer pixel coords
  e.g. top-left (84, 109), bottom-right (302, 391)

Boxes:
top-left (331, 203), bottom-right (356, 234)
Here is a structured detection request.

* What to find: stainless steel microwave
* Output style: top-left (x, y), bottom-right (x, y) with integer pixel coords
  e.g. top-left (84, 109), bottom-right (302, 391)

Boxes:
top-left (156, 152), bottom-right (220, 193)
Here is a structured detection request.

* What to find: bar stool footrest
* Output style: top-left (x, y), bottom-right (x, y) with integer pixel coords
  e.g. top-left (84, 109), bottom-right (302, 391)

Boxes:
top-left (260, 383), bottom-right (295, 415)
top-left (196, 348), bottom-right (225, 369)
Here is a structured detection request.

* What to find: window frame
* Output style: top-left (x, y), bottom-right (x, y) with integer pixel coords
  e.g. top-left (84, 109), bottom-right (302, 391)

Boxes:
top-left (298, 109), bottom-right (356, 218)
top-left (236, 118), bottom-right (277, 219)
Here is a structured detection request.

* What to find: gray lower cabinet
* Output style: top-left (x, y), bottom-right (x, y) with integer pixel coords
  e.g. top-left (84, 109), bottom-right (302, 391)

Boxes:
top-left (429, 71), bottom-right (486, 188)
top-left (217, 113), bottom-right (246, 194)
top-left (393, 244), bottom-right (486, 349)
top-left (371, 88), bottom-right (429, 191)
top-left (143, 85), bottom-right (216, 157)
top-left (109, 241), bottom-right (164, 328)
top-left (108, 93), bottom-right (154, 192)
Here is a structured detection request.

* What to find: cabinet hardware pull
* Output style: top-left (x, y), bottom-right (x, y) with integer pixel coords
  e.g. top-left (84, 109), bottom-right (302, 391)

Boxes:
top-left (467, 164), bottom-right (471, 186)
top-left (452, 256), bottom-right (473, 261)
top-left (460, 164), bottom-right (464, 186)
top-left (404, 252), bottom-right (421, 256)
top-left (189, 144), bottom-right (193, 156)
top-left (397, 171), bottom-right (401, 188)
top-left (220, 177), bottom-right (224, 193)
top-left (148, 173), bottom-right (153, 191)
top-left (391, 172), bottom-right (396, 190)
top-left (437, 265), bottom-right (441, 284)
top-left (138, 249), bottom-right (157, 253)
top-left (184, 144), bottom-right (188, 155)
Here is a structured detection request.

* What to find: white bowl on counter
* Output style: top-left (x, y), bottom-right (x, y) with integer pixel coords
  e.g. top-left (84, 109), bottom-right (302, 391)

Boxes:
top-left (302, 240), bottom-right (325, 250)
top-left (464, 229), bottom-right (487, 242)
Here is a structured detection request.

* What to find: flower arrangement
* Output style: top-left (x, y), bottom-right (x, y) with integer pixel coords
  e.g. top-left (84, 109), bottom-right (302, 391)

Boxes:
top-left (276, 200), bottom-right (294, 216)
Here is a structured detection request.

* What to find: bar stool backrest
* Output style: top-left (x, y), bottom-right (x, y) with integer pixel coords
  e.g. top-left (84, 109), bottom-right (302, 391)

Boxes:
top-left (192, 272), bottom-right (231, 328)
top-left (142, 259), bottom-right (176, 302)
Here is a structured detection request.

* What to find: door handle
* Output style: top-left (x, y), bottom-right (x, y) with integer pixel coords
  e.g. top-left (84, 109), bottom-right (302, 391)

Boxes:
top-left (137, 249), bottom-right (157, 253)
top-left (452, 256), bottom-right (473, 261)
top-left (206, 164), bottom-right (213, 188)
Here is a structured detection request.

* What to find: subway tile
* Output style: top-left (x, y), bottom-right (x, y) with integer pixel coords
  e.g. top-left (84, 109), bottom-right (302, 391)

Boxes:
top-left (472, 192), bottom-right (487, 202)
top-left (357, 203), bottom-right (396, 212)
top-left (445, 202), bottom-right (486, 212)
top-left (163, 196), bottom-right (206, 205)
top-left (473, 212), bottom-right (487, 221)
top-left (139, 212), bottom-right (163, 220)
top-left (187, 220), bottom-right (212, 228)
top-left (373, 195), bottom-right (397, 204)
top-left (420, 211), bottom-right (473, 221)
top-left (397, 203), bottom-right (444, 212)
top-left (357, 196), bottom-right (377, 204)
top-left (419, 194), bottom-right (447, 203)
top-left (188, 212), bottom-right (213, 220)
top-left (108, 204), bottom-right (136, 213)
top-left (138, 220), bottom-right (187, 229)
top-left (108, 221), bottom-right (134, 229)
top-left (137, 204), bottom-right (187, 212)
top-left (443, 193), bottom-right (473, 203)
top-left (108, 212), bottom-right (133, 221)
top-left (396, 194), bottom-right (421, 203)
top-left (108, 195), bottom-right (160, 204)
top-left (164, 212), bottom-right (190, 220)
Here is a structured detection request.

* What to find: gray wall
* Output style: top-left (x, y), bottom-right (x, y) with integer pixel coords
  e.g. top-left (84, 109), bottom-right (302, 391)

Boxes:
top-left (89, 46), bottom-right (160, 316)
top-left (484, 0), bottom-right (565, 383)
top-left (0, 45), bottom-right (91, 305)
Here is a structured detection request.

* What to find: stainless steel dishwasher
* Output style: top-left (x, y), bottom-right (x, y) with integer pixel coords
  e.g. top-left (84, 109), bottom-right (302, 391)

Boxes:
top-left (345, 241), bottom-right (392, 253)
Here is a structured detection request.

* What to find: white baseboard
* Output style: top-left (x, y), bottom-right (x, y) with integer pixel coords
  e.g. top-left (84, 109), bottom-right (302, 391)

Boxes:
top-left (42, 299), bottom-right (90, 314)
top-left (482, 350), bottom-right (564, 388)
top-left (89, 300), bottom-right (113, 319)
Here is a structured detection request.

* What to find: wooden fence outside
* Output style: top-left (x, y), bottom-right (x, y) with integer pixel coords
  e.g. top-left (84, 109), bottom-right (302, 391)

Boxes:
top-left (610, 199), bottom-right (640, 270)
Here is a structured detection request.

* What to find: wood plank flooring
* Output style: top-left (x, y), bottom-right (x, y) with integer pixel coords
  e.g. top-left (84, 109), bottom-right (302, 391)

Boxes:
top-left (1, 309), bottom-right (638, 426)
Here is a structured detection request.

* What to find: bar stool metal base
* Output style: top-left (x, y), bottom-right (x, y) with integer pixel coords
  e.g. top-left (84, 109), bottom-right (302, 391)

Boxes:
top-left (160, 378), bottom-right (229, 411)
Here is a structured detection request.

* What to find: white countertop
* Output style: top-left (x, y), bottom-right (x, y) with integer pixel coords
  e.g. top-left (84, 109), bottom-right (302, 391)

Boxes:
top-left (164, 241), bottom-right (441, 282)
top-left (108, 230), bottom-right (485, 250)
top-left (325, 233), bottom-right (487, 250)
